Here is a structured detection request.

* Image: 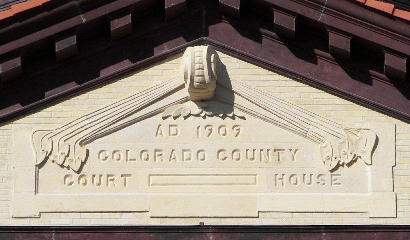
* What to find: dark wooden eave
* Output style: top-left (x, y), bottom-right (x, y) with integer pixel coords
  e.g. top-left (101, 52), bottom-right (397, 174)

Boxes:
top-left (0, 0), bottom-right (409, 123)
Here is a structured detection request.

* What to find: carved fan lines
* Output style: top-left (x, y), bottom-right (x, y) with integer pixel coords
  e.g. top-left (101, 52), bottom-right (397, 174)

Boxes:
top-left (218, 78), bottom-right (376, 171)
top-left (231, 79), bottom-right (344, 133)
top-left (71, 96), bottom-right (188, 169)
top-left (76, 87), bottom-right (186, 146)
top-left (39, 79), bottom-right (179, 161)
top-left (215, 86), bottom-right (314, 141)
top-left (231, 100), bottom-right (323, 144)
top-left (236, 82), bottom-right (340, 133)
top-left (232, 79), bottom-right (343, 130)
top-left (229, 84), bottom-right (328, 141)
top-left (80, 95), bottom-right (190, 145)
top-left (38, 79), bottom-right (184, 171)
top-left (58, 80), bottom-right (181, 143)
top-left (57, 81), bottom-right (183, 167)
top-left (229, 80), bottom-right (345, 140)
top-left (54, 82), bottom-right (178, 157)
top-left (215, 91), bottom-right (320, 143)
top-left (48, 79), bottom-right (178, 140)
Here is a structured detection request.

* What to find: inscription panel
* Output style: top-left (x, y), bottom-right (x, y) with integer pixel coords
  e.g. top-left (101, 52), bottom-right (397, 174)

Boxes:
top-left (12, 46), bottom-right (396, 220)
top-left (36, 116), bottom-right (369, 194)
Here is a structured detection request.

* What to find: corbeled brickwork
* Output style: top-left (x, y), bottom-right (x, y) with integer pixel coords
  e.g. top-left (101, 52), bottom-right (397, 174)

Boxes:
top-left (0, 51), bottom-right (408, 225)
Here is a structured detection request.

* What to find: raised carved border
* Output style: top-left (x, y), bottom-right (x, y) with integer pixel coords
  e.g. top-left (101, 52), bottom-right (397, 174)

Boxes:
top-left (12, 121), bottom-right (396, 219)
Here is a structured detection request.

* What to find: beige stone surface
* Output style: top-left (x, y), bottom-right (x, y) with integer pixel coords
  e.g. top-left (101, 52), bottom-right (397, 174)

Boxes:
top-left (0, 45), bottom-right (407, 225)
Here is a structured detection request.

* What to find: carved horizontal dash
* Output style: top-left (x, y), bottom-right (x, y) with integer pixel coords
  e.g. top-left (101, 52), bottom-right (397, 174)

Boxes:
top-left (149, 174), bottom-right (257, 186)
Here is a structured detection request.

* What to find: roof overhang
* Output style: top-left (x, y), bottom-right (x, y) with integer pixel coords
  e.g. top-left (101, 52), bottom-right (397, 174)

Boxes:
top-left (0, 0), bottom-right (409, 122)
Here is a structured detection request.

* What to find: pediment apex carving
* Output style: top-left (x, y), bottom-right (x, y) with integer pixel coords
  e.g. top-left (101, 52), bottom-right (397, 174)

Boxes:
top-left (32, 45), bottom-right (377, 173)
top-left (161, 101), bottom-right (245, 120)
top-left (181, 45), bottom-right (219, 101)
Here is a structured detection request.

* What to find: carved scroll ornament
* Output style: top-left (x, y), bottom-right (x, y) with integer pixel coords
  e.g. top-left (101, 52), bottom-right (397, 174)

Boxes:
top-left (33, 45), bottom-right (377, 173)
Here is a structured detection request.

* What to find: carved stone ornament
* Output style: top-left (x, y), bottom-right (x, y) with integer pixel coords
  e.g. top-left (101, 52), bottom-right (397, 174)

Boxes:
top-left (182, 45), bottom-right (218, 101)
top-left (32, 45), bottom-right (377, 173)
top-left (161, 101), bottom-right (245, 119)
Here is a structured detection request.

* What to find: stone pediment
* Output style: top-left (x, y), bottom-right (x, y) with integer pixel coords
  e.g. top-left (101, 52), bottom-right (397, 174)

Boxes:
top-left (33, 46), bottom-right (377, 173)
top-left (13, 46), bottom-right (396, 219)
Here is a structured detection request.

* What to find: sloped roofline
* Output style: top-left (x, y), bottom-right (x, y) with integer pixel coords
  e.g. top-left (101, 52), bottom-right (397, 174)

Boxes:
top-left (0, 0), bottom-right (409, 123)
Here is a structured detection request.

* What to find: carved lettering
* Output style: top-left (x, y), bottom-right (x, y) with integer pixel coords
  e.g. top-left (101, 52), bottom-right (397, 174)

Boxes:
top-left (289, 174), bottom-right (298, 186)
top-left (217, 149), bottom-right (227, 161)
top-left (155, 124), bottom-right (180, 137)
top-left (141, 150), bottom-right (149, 161)
top-left (272, 173), bottom-right (342, 188)
top-left (317, 174), bottom-right (326, 186)
top-left (169, 149), bottom-right (177, 162)
top-left (289, 149), bottom-right (298, 161)
top-left (98, 149), bottom-right (211, 163)
top-left (232, 125), bottom-right (240, 137)
top-left (274, 149), bottom-right (285, 162)
top-left (260, 149), bottom-right (271, 163)
top-left (154, 149), bottom-right (164, 162)
top-left (169, 124), bottom-right (179, 136)
top-left (303, 174), bottom-right (313, 185)
top-left (63, 174), bottom-right (132, 188)
top-left (246, 149), bottom-right (256, 161)
top-left (218, 125), bottom-right (227, 136)
top-left (155, 124), bottom-right (164, 137)
top-left (196, 124), bottom-right (241, 138)
top-left (204, 125), bottom-right (213, 137)
top-left (182, 149), bottom-right (192, 162)
top-left (126, 150), bottom-right (136, 162)
top-left (78, 174), bottom-right (87, 186)
top-left (197, 150), bottom-right (207, 161)
top-left (232, 149), bottom-right (241, 161)
top-left (215, 148), bottom-right (299, 163)
top-left (121, 174), bottom-right (132, 187)
top-left (274, 174), bottom-right (285, 187)
top-left (112, 150), bottom-right (121, 161)
top-left (98, 150), bottom-right (108, 161)
top-left (331, 174), bottom-right (342, 186)
top-left (96, 146), bottom-right (303, 167)
top-left (107, 174), bottom-right (116, 187)
top-left (92, 174), bottom-right (102, 186)
top-left (64, 174), bottom-right (74, 186)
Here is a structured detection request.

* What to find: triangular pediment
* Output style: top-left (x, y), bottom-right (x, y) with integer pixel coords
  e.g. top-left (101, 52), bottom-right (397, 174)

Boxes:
top-left (32, 46), bottom-right (377, 174)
